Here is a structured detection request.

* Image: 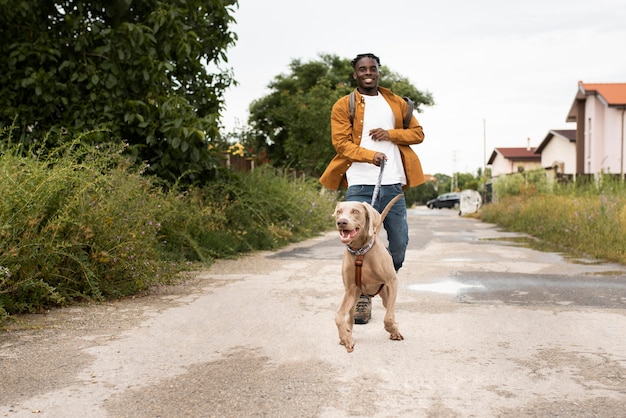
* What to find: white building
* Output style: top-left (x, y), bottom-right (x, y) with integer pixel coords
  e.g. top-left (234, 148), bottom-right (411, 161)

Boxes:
top-left (487, 145), bottom-right (541, 179)
top-left (534, 129), bottom-right (576, 180)
top-left (566, 82), bottom-right (626, 177)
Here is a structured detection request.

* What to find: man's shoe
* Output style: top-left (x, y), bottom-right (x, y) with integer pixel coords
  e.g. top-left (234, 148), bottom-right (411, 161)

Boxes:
top-left (354, 295), bottom-right (372, 324)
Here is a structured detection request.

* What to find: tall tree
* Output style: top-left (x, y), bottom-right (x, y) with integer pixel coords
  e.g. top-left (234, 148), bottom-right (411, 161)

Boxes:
top-left (241, 54), bottom-right (434, 176)
top-left (0, 0), bottom-right (238, 185)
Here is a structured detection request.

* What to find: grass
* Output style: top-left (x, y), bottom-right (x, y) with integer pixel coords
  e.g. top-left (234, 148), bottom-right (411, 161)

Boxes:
top-left (0, 130), bottom-right (337, 324)
top-left (481, 172), bottom-right (626, 264)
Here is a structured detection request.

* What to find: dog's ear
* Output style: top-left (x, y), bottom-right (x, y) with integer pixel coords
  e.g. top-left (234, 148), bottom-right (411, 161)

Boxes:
top-left (362, 202), bottom-right (381, 236)
top-left (332, 203), bottom-right (342, 219)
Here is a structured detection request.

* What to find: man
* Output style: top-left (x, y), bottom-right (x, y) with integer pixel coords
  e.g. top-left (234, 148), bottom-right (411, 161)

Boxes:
top-left (319, 53), bottom-right (425, 324)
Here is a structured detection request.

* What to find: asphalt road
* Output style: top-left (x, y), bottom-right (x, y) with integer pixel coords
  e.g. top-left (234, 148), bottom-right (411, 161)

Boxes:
top-left (1, 206), bottom-right (626, 417)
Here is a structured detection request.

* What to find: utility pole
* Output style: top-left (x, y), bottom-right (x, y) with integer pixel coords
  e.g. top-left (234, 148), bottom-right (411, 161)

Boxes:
top-left (451, 150), bottom-right (458, 192)
top-left (483, 119), bottom-right (487, 202)
top-left (483, 119), bottom-right (487, 177)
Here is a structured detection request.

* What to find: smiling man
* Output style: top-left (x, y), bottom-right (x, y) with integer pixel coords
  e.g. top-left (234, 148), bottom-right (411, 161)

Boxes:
top-left (320, 53), bottom-right (426, 324)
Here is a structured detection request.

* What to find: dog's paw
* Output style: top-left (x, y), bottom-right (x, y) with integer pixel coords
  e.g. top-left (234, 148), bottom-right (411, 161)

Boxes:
top-left (389, 332), bottom-right (404, 341)
top-left (340, 340), bottom-right (355, 353)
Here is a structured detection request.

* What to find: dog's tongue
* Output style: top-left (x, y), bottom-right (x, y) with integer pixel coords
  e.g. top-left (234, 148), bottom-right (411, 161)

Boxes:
top-left (339, 229), bottom-right (358, 244)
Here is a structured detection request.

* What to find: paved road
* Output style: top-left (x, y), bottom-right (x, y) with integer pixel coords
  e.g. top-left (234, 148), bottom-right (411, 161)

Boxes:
top-left (2, 207), bottom-right (626, 417)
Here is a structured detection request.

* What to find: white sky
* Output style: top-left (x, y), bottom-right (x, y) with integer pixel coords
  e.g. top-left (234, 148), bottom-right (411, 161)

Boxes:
top-left (220, 0), bottom-right (626, 175)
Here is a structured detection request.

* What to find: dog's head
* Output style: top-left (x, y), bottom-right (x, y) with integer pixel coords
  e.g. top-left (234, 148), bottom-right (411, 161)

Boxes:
top-left (333, 201), bottom-right (381, 247)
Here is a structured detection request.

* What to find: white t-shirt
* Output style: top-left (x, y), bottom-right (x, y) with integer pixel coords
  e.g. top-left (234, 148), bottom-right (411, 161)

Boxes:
top-left (346, 94), bottom-right (406, 186)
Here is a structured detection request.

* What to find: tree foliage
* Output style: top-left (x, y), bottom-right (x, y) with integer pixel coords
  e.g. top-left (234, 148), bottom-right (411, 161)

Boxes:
top-left (238, 53), bottom-right (434, 176)
top-left (0, 0), bottom-right (238, 185)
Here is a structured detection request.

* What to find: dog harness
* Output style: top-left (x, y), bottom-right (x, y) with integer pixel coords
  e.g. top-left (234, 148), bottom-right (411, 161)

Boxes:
top-left (347, 234), bottom-right (385, 297)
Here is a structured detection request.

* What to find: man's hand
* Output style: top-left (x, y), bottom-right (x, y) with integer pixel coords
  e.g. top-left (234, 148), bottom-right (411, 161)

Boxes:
top-left (373, 152), bottom-right (387, 166)
top-left (369, 128), bottom-right (389, 141)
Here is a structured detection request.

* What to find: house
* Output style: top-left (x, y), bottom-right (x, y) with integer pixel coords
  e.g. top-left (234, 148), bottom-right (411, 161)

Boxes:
top-left (566, 82), bottom-right (626, 177)
top-left (534, 129), bottom-right (576, 180)
top-left (487, 144), bottom-right (542, 178)
top-left (423, 174), bottom-right (437, 183)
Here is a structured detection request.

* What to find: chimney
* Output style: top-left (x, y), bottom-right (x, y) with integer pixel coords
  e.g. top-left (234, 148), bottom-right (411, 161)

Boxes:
top-left (527, 137), bottom-right (531, 151)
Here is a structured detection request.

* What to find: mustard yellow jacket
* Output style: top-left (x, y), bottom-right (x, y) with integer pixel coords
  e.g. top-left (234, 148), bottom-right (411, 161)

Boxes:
top-left (319, 87), bottom-right (425, 190)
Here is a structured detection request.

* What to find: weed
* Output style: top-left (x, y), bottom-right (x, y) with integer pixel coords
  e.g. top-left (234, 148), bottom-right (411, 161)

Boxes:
top-left (0, 131), bottom-right (337, 324)
top-left (483, 172), bottom-right (626, 264)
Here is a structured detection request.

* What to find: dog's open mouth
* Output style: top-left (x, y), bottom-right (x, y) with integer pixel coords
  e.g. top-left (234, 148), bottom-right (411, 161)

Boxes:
top-left (339, 228), bottom-right (359, 244)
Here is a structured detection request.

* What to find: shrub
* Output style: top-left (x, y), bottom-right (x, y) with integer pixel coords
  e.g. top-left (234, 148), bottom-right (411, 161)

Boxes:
top-left (491, 169), bottom-right (550, 200)
top-left (481, 187), bottom-right (626, 264)
top-left (159, 167), bottom-right (337, 261)
top-left (0, 137), bottom-right (182, 319)
top-left (0, 131), bottom-right (337, 323)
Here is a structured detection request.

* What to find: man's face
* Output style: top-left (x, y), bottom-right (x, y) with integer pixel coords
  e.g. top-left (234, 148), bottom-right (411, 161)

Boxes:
top-left (352, 57), bottom-right (379, 93)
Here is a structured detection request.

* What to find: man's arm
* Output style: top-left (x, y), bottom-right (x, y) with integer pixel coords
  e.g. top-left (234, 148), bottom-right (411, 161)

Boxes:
top-left (388, 118), bottom-right (425, 145)
top-left (330, 97), bottom-right (378, 164)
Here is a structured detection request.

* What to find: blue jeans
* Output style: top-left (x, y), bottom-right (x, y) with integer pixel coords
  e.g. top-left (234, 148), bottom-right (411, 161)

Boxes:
top-left (346, 184), bottom-right (408, 271)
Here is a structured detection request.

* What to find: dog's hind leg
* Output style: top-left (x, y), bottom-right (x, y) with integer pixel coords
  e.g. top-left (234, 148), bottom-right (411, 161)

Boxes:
top-left (335, 287), bottom-right (360, 352)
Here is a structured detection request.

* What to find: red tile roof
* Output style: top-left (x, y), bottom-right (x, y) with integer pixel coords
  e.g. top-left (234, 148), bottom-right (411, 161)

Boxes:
top-left (567, 81), bottom-right (626, 121)
top-left (487, 147), bottom-right (540, 164)
top-left (579, 82), bottom-right (626, 106)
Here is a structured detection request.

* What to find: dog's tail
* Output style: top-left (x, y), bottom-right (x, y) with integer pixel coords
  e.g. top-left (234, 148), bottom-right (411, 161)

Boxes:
top-left (376, 194), bottom-right (403, 234)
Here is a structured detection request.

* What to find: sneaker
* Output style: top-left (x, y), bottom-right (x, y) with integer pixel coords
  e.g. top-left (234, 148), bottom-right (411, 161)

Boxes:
top-left (354, 295), bottom-right (372, 324)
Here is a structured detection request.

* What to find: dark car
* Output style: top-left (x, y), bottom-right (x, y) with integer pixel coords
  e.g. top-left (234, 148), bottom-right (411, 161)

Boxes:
top-left (426, 192), bottom-right (460, 209)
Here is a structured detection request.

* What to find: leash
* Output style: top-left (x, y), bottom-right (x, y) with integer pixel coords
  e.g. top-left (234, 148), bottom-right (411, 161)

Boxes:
top-left (371, 158), bottom-right (385, 206)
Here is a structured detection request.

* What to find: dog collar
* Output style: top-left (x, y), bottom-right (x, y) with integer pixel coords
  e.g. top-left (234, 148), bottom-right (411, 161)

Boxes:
top-left (347, 234), bottom-right (376, 256)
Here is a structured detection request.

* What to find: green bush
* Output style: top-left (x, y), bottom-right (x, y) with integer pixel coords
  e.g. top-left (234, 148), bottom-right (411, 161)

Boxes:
top-left (481, 177), bottom-right (626, 264)
top-left (491, 169), bottom-right (550, 200)
top-left (159, 167), bottom-right (337, 261)
top-left (0, 132), bottom-right (337, 324)
top-left (0, 137), bottom-right (180, 318)
top-left (404, 181), bottom-right (437, 207)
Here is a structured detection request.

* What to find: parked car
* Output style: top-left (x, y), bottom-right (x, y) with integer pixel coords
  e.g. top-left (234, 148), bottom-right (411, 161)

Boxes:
top-left (426, 192), bottom-right (460, 209)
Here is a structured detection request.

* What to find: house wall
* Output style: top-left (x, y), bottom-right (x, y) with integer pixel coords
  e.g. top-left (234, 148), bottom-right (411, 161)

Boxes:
top-left (604, 106), bottom-right (625, 175)
top-left (490, 154), bottom-right (542, 178)
top-left (514, 160), bottom-right (542, 173)
top-left (585, 98), bottom-right (601, 173)
top-left (490, 155), bottom-right (511, 177)
top-left (584, 96), bottom-right (625, 175)
top-left (541, 135), bottom-right (576, 175)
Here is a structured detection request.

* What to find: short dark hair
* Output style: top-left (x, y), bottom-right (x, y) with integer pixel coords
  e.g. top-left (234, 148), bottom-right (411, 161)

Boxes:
top-left (351, 53), bottom-right (381, 69)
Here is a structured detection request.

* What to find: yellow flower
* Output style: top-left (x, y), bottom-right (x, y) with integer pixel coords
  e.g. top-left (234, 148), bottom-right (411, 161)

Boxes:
top-left (228, 143), bottom-right (245, 157)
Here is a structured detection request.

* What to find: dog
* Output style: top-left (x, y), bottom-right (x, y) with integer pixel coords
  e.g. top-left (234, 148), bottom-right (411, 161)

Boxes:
top-left (333, 195), bottom-right (404, 352)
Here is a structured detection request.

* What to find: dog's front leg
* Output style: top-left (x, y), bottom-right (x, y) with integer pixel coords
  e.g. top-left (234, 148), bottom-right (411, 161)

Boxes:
top-left (335, 286), bottom-right (360, 352)
top-left (380, 279), bottom-right (404, 341)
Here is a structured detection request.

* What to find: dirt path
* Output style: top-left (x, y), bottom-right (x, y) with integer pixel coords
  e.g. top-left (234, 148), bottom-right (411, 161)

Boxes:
top-left (1, 208), bottom-right (625, 417)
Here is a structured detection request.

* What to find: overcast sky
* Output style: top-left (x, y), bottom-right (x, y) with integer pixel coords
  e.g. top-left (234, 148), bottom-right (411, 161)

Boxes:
top-left (221, 0), bottom-right (626, 175)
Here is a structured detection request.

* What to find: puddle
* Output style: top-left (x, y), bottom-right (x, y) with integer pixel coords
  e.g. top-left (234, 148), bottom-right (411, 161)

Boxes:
top-left (583, 270), bottom-right (626, 276)
top-left (481, 235), bottom-right (559, 253)
top-left (408, 280), bottom-right (485, 295)
top-left (563, 257), bottom-right (604, 266)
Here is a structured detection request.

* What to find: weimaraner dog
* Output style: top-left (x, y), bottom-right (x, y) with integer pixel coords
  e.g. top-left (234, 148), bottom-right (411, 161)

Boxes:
top-left (333, 195), bottom-right (404, 352)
